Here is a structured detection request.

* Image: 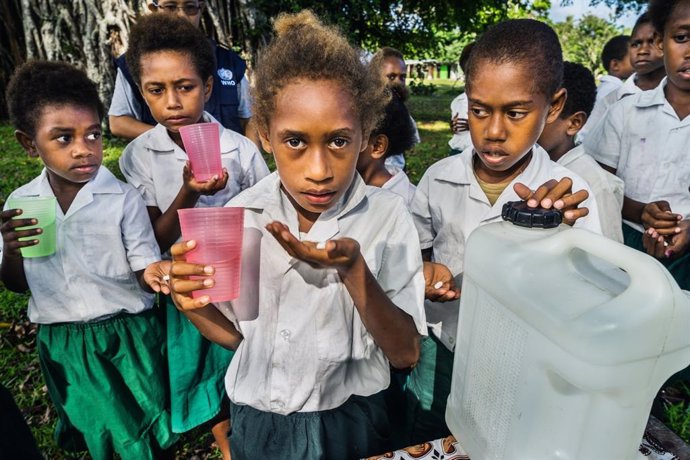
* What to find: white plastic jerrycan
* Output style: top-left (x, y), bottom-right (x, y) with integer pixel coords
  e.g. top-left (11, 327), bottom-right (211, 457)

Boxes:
top-left (445, 201), bottom-right (690, 460)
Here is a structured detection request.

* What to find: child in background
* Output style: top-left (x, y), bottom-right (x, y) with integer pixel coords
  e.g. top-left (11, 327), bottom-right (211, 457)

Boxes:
top-left (407, 19), bottom-right (603, 444)
top-left (538, 61), bottom-right (624, 243)
top-left (595, 35), bottom-right (634, 102)
top-left (369, 47), bottom-right (421, 172)
top-left (356, 84), bottom-right (418, 205)
top-left (448, 42), bottom-right (475, 155)
top-left (584, 0), bottom-right (690, 289)
top-left (582, 13), bottom-right (666, 139)
top-left (147, 10), bottom-right (427, 459)
top-left (0, 61), bottom-right (174, 459)
top-left (109, 0), bottom-right (255, 142)
top-left (118, 14), bottom-right (269, 459)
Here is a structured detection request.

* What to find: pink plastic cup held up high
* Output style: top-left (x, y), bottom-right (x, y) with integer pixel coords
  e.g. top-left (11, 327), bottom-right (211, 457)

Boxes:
top-left (179, 122), bottom-right (222, 182)
top-left (178, 207), bottom-right (244, 302)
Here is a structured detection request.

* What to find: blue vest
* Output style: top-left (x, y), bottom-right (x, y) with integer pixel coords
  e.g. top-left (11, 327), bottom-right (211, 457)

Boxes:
top-left (114, 41), bottom-right (247, 134)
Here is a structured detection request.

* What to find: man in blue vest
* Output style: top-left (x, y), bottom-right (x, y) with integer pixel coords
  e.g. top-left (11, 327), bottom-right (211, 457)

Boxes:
top-left (109, 0), bottom-right (258, 148)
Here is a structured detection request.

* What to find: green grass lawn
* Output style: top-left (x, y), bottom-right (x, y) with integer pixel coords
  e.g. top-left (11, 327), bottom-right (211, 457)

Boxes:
top-left (0, 86), bottom-right (460, 458)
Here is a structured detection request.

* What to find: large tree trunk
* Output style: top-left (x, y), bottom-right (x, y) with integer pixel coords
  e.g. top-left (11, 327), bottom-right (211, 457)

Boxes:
top-left (18, 0), bottom-right (144, 110)
top-left (0, 0), bottom-right (25, 120)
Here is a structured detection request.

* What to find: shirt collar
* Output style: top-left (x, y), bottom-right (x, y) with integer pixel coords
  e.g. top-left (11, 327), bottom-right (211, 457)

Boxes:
top-left (635, 77), bottom-right (667, 108)
top-left (16, 167), bottom-right (122, 218)
top-left (237, 172), bottom-right (369, 242)
top-left (431, 144), bottom-right (550, 188)
top-left (143, 112), bottom-right (240, 157)
top-left (17, 166), bottom-right (121, 197)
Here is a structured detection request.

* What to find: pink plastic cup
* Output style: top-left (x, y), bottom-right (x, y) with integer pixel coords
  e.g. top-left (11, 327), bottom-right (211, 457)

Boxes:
top-left (178, 207), bottom-right (244, 302)
top-left (179, 122), bottom-right (222, 182)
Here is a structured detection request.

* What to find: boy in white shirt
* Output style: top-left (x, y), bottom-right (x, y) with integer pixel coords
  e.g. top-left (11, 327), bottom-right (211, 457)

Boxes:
top-left (407, 19), bottom-right (603, 444)
top-left (581, 13), bottom-right (666, 140)
top-left (539, 61), bottom-right (625, 242)
top-left (584, 0), bottom-right (690, 289)
top-left (596, 35), bottom-right (634, 103)
top-left (1, 61), bottom-right (174, 460)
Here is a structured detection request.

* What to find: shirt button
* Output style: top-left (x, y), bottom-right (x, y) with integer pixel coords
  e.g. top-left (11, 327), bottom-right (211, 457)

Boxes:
top-left (449, 336), bottom-right (455, 344)
top-left (280, 329), bottom-right (291, 341)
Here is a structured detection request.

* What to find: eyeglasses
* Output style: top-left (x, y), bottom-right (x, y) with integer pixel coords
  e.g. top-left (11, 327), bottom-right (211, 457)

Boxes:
top-left (154, 2), bottom-right (202, 16)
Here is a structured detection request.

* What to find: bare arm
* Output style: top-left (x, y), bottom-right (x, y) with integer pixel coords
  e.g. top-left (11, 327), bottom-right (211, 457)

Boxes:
top-left (108, 115), bottom-right (154, 140)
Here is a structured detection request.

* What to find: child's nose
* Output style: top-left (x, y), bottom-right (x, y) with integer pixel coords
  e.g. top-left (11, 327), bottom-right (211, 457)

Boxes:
top-left (306, 148), bottom-right (333, 182)
top-left (486, 114), bottom-right (506, 141)
top-left (166, 90), bottom-right (182, 109)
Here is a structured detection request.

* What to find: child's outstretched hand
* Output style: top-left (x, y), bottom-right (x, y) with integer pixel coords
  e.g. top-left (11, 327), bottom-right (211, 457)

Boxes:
top-left (641, 200), bottom-right (683, 236)
top-left (450, 113), bottom-right (469, 133)
top-left (643, 220), bottom-right (690, 260)
top-left (514, 177), bottom-right (589, 226)
top-left (423, 261), bottom-right (460, 302)
top-left (0, 208), bottom-right (41, 258)
top-left (265, 221), bottom-right (360, 274)
top-left (182, 161), bottom-right (229, 196)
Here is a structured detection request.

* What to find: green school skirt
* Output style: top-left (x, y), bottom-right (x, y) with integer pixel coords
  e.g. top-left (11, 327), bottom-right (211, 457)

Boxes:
top-left (228, 392), bottom-right (392, 460)
top-left (164, 296), bottom-right (234, 432)
top-left (623, 223), bottom-right (690, 290)
top-left (404, 334), bottom-right (453, 445)
top-left (36, 309), bottom-right (177, 460)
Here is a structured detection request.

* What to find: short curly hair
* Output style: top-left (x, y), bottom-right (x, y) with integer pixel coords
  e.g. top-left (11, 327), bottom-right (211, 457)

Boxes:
top-left (466, 19), bottom-right (563, 98)
top-left (601, 35), bottom-right (630, 71)
top-left (125, 13), bottom-right (215, 87)
top-left (371, 84), bottom-right (416, 158)
top-left (560, 62), bottom-right (596, 118)
top-left (252, 10), bottom-right (389, 136)
top-left (649, 0), bottom-right (682, 36)
top-left (6, 60), bottom-right (104, 137)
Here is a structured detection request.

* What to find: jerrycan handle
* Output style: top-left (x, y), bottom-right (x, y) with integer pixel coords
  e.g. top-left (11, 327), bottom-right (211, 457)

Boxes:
top-left (502, 201), bottom-right (668, 286)
top-left (541, 228), bottom-right (670, 288)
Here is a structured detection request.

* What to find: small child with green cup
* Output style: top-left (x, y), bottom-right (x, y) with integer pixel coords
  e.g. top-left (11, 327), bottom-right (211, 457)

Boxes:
top-left (0, 61), bottom-right (176, 459)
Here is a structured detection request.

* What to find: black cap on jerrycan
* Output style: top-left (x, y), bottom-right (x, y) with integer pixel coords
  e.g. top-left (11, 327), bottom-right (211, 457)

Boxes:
top-left (501, 201), bottom-right (562, 229)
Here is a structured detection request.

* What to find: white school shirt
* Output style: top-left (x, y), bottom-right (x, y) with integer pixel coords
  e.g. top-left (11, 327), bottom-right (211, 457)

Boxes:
top-left (119, 112), bottom-right (269, 214)
top-left (410, 145), bottom-right (602, 351)
top-left (109, 68), bottom-right (253, 119)
top-left (0, 167), bottom-right (160, 324)
top-left (557, 144), bottom-right (624, 243)
top-left (584, 78), bottom-right (690, 233)
top-left (580, 74), bottom-right (641, 142)
top-left (448, 92), bottom-right (472, 152)
top-left (217, 172), bottom-right (427, 415)
top-left (382, 168), bottom-right (416, 206)
top-left (596, 75), bottom-right (623, 103)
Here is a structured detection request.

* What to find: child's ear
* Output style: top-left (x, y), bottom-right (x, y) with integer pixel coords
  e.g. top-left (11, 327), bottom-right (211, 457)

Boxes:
top-left (370, 134), bottom-right (389, 160)
top-left (203, 76), bottom-right (214, 103)
top-left (258, 129), bottom-right (273, 154)
top-left (546, 88), bottom-right (567, 124)
top-left (566, 111), bottom-right (587, 137)
top-left (15, 130), bottom-right (38, 157)
top-left (654, 33), bottom-right (664, 54)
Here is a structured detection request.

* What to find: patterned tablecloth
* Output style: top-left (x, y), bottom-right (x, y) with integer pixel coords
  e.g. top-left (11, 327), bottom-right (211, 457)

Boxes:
top-left (365, 429), bottom-right (680, 460)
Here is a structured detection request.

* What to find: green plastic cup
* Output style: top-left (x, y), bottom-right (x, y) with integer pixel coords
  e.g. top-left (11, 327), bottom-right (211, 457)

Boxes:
top-left (7, 196), bottom-right (57, 258)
